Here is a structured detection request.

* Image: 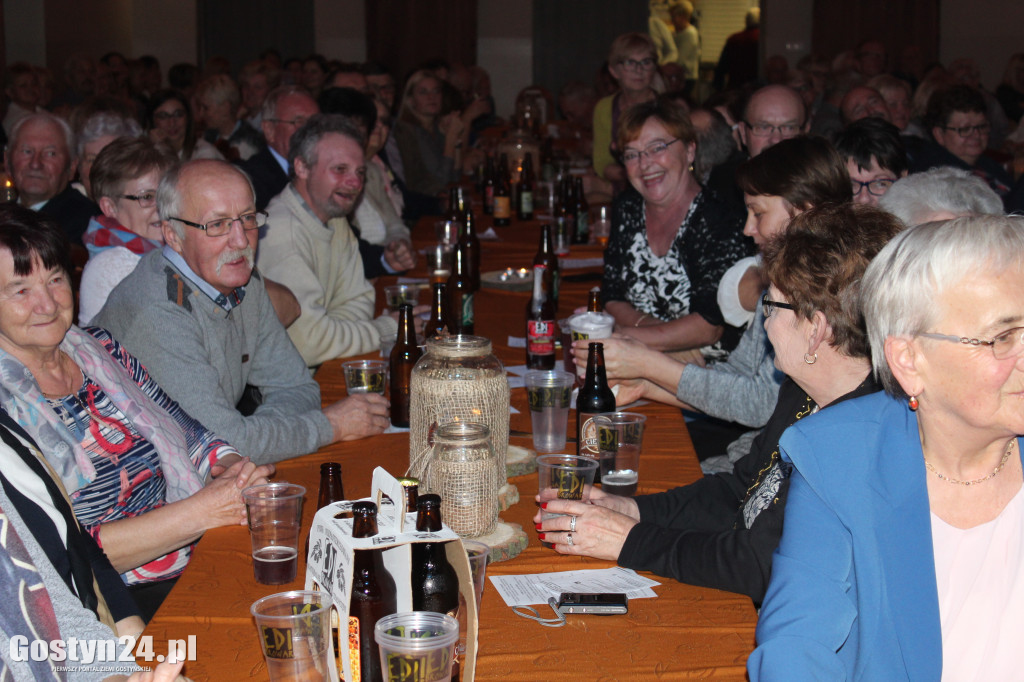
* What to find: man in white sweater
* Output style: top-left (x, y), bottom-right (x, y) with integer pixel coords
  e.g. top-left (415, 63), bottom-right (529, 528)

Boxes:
top-left (259, 114), bottom-right (405, 367)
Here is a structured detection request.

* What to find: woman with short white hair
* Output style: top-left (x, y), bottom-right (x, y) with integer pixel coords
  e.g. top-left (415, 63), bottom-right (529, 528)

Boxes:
top-left (751, 214), bottom-right (1024, 680)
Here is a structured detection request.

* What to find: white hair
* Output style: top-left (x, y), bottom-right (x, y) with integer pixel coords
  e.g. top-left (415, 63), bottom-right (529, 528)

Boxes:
top-left (878, 167), bottom-right (1003, 226)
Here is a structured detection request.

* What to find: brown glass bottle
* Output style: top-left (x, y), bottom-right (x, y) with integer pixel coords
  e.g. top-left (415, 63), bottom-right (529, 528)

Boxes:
top-left (398, 477), bottom-right (419, 514)
top-left (389, 303), bottom-right (421, 428)
top-left (553, 181), bottom-right (571, 255)
top-left (574, 176), bottom-right (589, 244)
top-left (576, 342), bottom-right (616, 459)
top-left (493, 153), bottom-right (512, 226)
top-left (482, 156), bottom-right (496, 215)
top-left (533, 223), bottom-right (560, 310)
top-left (305, 462), bottom-right (345, 557)
top-left (446, 247), bottom-right (475, 334)
top-left (349, 501), bottom-right (397, 682)
top-left (587, 287), bottom-right (602, 312)
top-left (411, 494), bottom-right (460, 616)
top-left (446, 186), bottom-right (464, 236)
top-left (517, 153), bottom-right (536, 221)
top-left (526, 265), bottom-right (556, 369)
top-left (458, 208), bottom-right (481, 292)
top-left (426, 283), bottom-right (448, 339)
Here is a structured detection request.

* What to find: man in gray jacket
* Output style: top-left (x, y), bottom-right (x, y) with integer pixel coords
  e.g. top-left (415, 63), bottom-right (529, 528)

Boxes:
top-left (93, 159), bottom-right (389, 464)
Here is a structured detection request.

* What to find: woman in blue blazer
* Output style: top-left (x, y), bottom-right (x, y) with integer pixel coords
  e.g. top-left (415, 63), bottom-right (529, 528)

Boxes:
top-left (750, 215), bottom-right (1024, 680)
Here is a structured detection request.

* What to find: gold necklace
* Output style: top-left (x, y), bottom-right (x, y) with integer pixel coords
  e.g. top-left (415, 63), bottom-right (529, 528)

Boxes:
top-left (924, 440), bottom-right (1016, 486)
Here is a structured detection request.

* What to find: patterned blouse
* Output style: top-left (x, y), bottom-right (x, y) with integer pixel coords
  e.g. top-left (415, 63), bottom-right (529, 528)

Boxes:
top-left (602, 187), bottom-right (752, 354)
top-left (46, 328), bottom-right (234, 585)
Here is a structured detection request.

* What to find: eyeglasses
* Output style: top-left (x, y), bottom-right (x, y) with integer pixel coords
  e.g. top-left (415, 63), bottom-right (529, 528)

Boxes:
top-left (121, 191), bottom-right (157, 208)
top-left (619, 58), bottom-right (656, 71)
top-left (169, 211), bottom-right (267, 237)
top-left (744, 121), bottom-right (802, 138)
top-left (919, 327), bottom-right (1024, 360)
top-left (266, 116), bottom-right (309, 128)
top-left (942, 123), bottom-right (990, 138)
top-left (762, 293), bottom-right (796, 318)
top-left (154, 109), bottom-right (186, 121)
top-left (621, 138), bottom-right (680, 165)
top-left (851, 178), bottom-right (896, 197)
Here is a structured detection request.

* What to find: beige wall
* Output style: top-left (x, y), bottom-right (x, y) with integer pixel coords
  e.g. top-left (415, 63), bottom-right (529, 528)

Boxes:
top-left (478, 0), bottom-right (531, 119)
top-left (941, 0), bottom-right (1024, 89)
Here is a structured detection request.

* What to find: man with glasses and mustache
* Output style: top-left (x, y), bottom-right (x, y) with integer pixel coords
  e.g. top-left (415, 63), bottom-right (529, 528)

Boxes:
top-left (94, 159), bottom-right (389, 464)
top-left (912, 84), bottom-right (1012, 203)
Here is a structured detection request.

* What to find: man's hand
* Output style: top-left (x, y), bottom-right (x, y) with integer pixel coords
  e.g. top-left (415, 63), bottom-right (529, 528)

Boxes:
top-left (324, 393), bottom-right (390, 442)
top-left (384, 238), bottom-right (416, 272)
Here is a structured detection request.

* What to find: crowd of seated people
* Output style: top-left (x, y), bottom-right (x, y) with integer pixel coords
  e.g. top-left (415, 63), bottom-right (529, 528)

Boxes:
top-left (1, 34), bottom-right (1024, 679)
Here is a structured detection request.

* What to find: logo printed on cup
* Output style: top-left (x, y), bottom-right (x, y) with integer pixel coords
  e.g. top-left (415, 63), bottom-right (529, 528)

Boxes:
top-left (350, 367), bottom-right (386, 393)
top-left (527, 385), bottom-right (571, 411)
top-left (555, 469), bottom-right (585, 500)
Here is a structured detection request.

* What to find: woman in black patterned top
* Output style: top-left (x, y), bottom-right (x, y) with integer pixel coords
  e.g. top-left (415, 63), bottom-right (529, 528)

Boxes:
top-left (601, 97), bottom-right (752, 358)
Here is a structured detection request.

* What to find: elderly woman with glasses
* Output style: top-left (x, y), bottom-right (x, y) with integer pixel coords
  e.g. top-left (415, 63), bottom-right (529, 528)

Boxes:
top-left (600, 97), bottom-right (749, 359)
top-left (79, 136), bottom-right (177, 325)
top-left (0, 204), bottom-right (273, 621)
top-left (539, 203), bottom-right (898, 605)
top-left (750, 215), bottom-right (1024, 680)
top-left (593, 32), bottom-right (661, 187)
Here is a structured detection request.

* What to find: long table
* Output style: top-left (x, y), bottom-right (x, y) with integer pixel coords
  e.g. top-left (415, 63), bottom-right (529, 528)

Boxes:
top-left (139, 211), bottom-right (757, 680)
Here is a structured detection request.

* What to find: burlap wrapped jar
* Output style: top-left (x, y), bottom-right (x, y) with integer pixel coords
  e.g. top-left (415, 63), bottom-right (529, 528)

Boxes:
top-left (418, 422), bottom-right (499, 537)
top-left (409, 336), bottom-right (509, 493)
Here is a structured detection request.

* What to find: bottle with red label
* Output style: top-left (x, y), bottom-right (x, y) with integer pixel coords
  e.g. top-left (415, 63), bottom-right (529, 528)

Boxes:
top-left (526, 264), bottom-right (556, 369)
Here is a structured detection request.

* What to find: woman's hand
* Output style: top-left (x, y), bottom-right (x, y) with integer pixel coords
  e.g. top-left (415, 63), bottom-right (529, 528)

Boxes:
top-left (610, 378), bottom-right (647, 407)
top-left (532, 498), bottom-right (640, 561)
top-left (190, 459), bottom-right (261, 529)
top-left (440, 112), bottom-right (464, 140)
top-left (571, 334), bottom-right (652, 380)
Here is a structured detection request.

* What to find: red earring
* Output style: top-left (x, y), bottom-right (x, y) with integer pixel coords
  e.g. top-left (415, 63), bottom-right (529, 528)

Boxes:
top-left (908, 395), bottom-right (919, 411)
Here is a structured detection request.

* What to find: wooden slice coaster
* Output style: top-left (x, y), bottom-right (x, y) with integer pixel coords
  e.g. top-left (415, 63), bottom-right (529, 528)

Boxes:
top-left (465, 520), bottom-right (528, 563)
top-left (497, 482), bottom-right (520, 510)
top-left (506, 444), bottom-right (538, 478)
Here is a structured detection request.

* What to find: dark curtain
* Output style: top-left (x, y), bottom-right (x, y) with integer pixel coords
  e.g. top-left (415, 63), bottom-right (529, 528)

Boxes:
top-left (365, 0), bottom-right (477, 85)
top-left (811, 0), bottom-right (939, 67)
top-left (197, 0), bottom-right (315, 72)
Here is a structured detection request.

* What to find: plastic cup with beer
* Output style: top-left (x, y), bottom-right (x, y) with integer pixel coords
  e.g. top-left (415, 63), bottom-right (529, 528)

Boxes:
top-left (594, 412), bottom-right (647, 496)
top-left (251, 590), bottom-right (332, 681)
top-left (343, 359), bottom-right (388, 395)
top-left (242, 483), bottom-right (306, 585)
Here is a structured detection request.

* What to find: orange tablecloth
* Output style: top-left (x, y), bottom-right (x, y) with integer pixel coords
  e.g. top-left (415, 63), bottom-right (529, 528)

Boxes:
top-left (140, 212), bottom-right (757, 680)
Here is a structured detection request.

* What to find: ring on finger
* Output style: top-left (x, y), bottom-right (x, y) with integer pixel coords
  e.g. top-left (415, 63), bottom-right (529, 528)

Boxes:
top-left (566, 533), bottom-right (574, 546)
top-left (569, 515), bottom-right (577, 532)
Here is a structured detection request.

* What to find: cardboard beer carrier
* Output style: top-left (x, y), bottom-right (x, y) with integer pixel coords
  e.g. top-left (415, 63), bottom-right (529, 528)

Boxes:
top-left (306, 467), bottom-right (479, 682)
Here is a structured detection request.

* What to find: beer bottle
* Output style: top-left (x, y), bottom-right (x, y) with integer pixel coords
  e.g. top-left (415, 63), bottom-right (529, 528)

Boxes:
top-left (533, 223), bottom-right (560, 310)
top-left (576, 342), bottom-right (615, 459)
top-left (517, 153), bottom-right (535, 221)
top-left (574, 176), bottom-right (589, 244)
top-left (526, 265), bottom-right (556, 370)
top-left (587, 287), bottom-right (602, 312)
top-left (410, 494), bottom-right (460, 616)
top-left (482, 156), bottom-right (496, 215)
top-left (554, 181), bottom-right (571, 255)
top-left (446, 247), bottom-right (475, 334)
top-left (458, 208), bottom-right (481, 292)
top-left (306, 462), bottom-right (345, 557)
top-left (350, 501), bottom-right (397, 682)
top-left (493, 153), bottom-right (512, 226)
top-left (389, 303), bottom-right (421, 428)
top-left (398, 477), bottom-right (419, 515)
top-left (426, 283), bottom-right (448, 339)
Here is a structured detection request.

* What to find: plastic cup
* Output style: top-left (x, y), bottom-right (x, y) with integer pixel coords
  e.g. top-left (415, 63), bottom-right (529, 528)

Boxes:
top-left (524, 370), bottom-right (574, 452)
top-left (343, 360), bottom-right (388, 395)
top-left (375, 612), bottom-right (460, 682)
top-left (536, 455), bottom-right (599, 538)
top-left (594, 412), bottom-right (647, 496)
top-left (243, 483), bottom-right (306, 585)
top-left (591, 205), bottom-right (611, 246)
top-left (385, 284), bottom-right (420, 311)
top-left (568, 311), bottom-right (615, 342)
top-left (426, 244), bottom-right (453, 285)
top-left (553, 220), bottom-right (570, 255)
top-left (251, 590), bottom-right (332, 682)
top-left (456, 540), bottom-right (490, 657)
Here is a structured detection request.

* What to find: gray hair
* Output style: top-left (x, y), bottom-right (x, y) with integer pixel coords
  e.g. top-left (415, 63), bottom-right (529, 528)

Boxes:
top-left (157, 159), bottom-right (255, 241)
top-left (287, 113), bottom-right (366, 177)
top-left (879, 167), bottom-right (1003, 226)
top-left (261, 84), bottom-right (313, 121)
top-left (77, 112), bottom-right (143, 158)
top-left (9, 112), bottom-right (76, 162)
top-left (861, 214), bottom-right (1024, 396)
